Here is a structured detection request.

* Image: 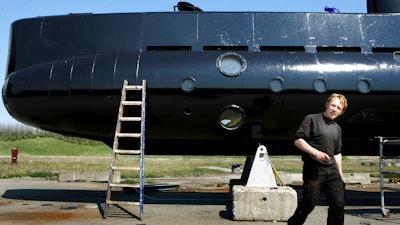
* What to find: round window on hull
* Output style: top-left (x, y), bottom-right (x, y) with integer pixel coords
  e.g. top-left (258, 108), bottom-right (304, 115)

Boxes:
top-left (219, 105), bottom-right (245, 131)
top-left (357, 78), bottom-right (371, 94)
top-left (313, 77), bottom-right (328, 93)
top-left (393, 51), bottom-right (400, 62)
top-left (216, 52), bottom-right (247, 77)
top-left (181, 77), bottom-right (196, 92)
top-left (269, 77), bottom-right (284, 93)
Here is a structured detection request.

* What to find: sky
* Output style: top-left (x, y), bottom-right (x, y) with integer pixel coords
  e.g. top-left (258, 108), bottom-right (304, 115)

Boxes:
top-left (0, 0), bottom-right (366, 127)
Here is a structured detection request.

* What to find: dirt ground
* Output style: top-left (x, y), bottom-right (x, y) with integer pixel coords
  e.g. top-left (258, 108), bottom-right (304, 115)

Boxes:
top-left (0, 176), bottom-right (399, 225)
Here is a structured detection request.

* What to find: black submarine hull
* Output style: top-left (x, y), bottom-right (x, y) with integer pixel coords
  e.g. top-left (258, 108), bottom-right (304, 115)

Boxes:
top-left (3, 9), bottom-right (400, 155)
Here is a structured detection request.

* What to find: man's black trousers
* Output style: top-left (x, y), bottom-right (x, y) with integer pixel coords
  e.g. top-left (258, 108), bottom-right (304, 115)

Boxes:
top-left (288, 163), bottom-right (345, 225)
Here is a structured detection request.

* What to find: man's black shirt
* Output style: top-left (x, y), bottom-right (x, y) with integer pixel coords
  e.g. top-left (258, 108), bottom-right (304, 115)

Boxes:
top-left (295, 113), bottom-right (342, 165)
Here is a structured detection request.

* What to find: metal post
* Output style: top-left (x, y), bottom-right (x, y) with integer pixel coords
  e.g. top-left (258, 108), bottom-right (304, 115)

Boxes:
top-left (379, 136), bottom-right (390, 217)
top-left (139, 79), bottom-right (147, 220)
top-left (379, 137), bottom-right (384, 210)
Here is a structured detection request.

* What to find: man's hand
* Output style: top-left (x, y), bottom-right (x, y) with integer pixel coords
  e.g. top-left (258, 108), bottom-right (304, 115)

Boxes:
top-left (311, 150), bottom-right (331, 162)
top-left (294, 139), bottom-right (331, 163)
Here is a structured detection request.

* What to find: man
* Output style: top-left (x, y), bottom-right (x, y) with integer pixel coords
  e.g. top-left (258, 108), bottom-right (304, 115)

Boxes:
top-left (288, 93), bottom-right (348, 225)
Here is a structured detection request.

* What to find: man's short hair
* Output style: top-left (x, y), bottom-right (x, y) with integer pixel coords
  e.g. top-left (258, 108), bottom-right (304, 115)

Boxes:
top-left (326, 93), bottom-right (348, 112)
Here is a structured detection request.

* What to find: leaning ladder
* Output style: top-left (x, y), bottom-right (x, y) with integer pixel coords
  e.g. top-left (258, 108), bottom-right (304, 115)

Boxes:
top-left (103, 79), bottom-right (146, 220)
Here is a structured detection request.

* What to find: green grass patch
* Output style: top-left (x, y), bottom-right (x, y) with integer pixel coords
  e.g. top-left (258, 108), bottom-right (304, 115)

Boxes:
top-left (1, 171), bottom-right (57, 180)
top-left (0, 137), bottom-right (110, 156)
top-left (0, 136), bottom-right (399, 180)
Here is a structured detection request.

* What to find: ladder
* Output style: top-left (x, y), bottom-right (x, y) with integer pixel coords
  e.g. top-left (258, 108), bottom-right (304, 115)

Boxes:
top-left (103, 79), bottom-right (146, 220)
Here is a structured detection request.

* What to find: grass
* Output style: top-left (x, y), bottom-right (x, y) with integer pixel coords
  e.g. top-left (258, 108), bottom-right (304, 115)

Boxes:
top-left (0, 137), bottom-right (110, 156)
top-left (0, 137), bottom-right (399, 180)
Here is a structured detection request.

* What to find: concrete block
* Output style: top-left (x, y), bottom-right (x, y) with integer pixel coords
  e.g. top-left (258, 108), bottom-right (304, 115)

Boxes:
top-left (276, 172), bottom-right (292, 185)
top-left (343, 173), bottom-right (371, 184)
top-left (232, 185), bottom-right (297, 221)
top-left (58, 171), bottom-right (76, 182)
top-left (94, 172), bottom-right (110, 182)
top-left (289, 173), bottom-right (303, 183)
top-left (81, 171), bottom-right (96, 181)
top-left (58, 171), bottom-right (120, 182)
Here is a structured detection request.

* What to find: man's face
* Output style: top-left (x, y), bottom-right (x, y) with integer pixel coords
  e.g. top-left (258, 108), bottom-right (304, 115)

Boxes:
top-left (324, 97), bottom-right (344, 120)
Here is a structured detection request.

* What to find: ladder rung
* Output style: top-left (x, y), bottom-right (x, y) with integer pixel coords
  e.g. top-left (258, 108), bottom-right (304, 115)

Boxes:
top-left (117, 133), bottom-right (141, 138)
top-left (122, 101), bottom-right (142, 106)
top-left (107, 200), bottom-right (140, 206)
top-left (114, 149), bottom-right (141, 154)
top-left (109, 183), bottom-right (140, 188)
top-left (112, 166), bottom-right (140, 171)
top-left (125, 85), bottom-right (143, 91)
top-left (120, 117), bottom-right (141, 122)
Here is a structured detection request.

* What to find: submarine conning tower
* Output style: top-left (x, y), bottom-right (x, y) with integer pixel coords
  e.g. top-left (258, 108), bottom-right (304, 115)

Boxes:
top-left (367, 0), bottom-right (400, 13)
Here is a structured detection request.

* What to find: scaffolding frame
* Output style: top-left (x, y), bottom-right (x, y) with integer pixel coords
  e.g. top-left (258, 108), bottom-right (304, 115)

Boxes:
top-left (377, 136), bottom-right (400, 218)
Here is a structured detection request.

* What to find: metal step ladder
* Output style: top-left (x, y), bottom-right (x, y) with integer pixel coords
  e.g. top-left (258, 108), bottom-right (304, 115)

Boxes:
top-left (103, 79), bottom-right (146, 220)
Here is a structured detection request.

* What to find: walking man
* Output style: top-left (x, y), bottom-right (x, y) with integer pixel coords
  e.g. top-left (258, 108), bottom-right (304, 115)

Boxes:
top-left (288, 93), bottom-right (348, 225)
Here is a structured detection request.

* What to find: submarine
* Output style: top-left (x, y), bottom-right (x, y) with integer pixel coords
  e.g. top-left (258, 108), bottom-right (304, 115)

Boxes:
top-left (2, 0), bottom-right (400, 155)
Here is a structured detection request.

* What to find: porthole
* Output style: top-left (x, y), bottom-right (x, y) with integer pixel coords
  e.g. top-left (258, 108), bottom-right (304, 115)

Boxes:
top-left (219, 105), bottom-right (245, 131)
top-left (180, 77), bottom-right (196, 92)
top-left (269, 77), bottom-right (284, 93)
top-left (313, 77), bottom-right (327, 93)
top-left (216, 52), bottom-right (247, 77)
top-left (393, 51), bottom-right (400, 63)
top-left (184, 107), bottom-right (192, 116)
top-left (357, 78), bottom-right (371, 94)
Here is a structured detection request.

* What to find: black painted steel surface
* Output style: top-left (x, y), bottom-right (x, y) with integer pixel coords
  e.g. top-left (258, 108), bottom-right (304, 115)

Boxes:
top-left (2, 11), bottom-right (400, 154)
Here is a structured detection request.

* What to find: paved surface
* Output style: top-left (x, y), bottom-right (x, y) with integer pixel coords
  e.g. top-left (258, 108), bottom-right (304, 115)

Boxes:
top-left (0, 177), bottom-right (399, 225)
